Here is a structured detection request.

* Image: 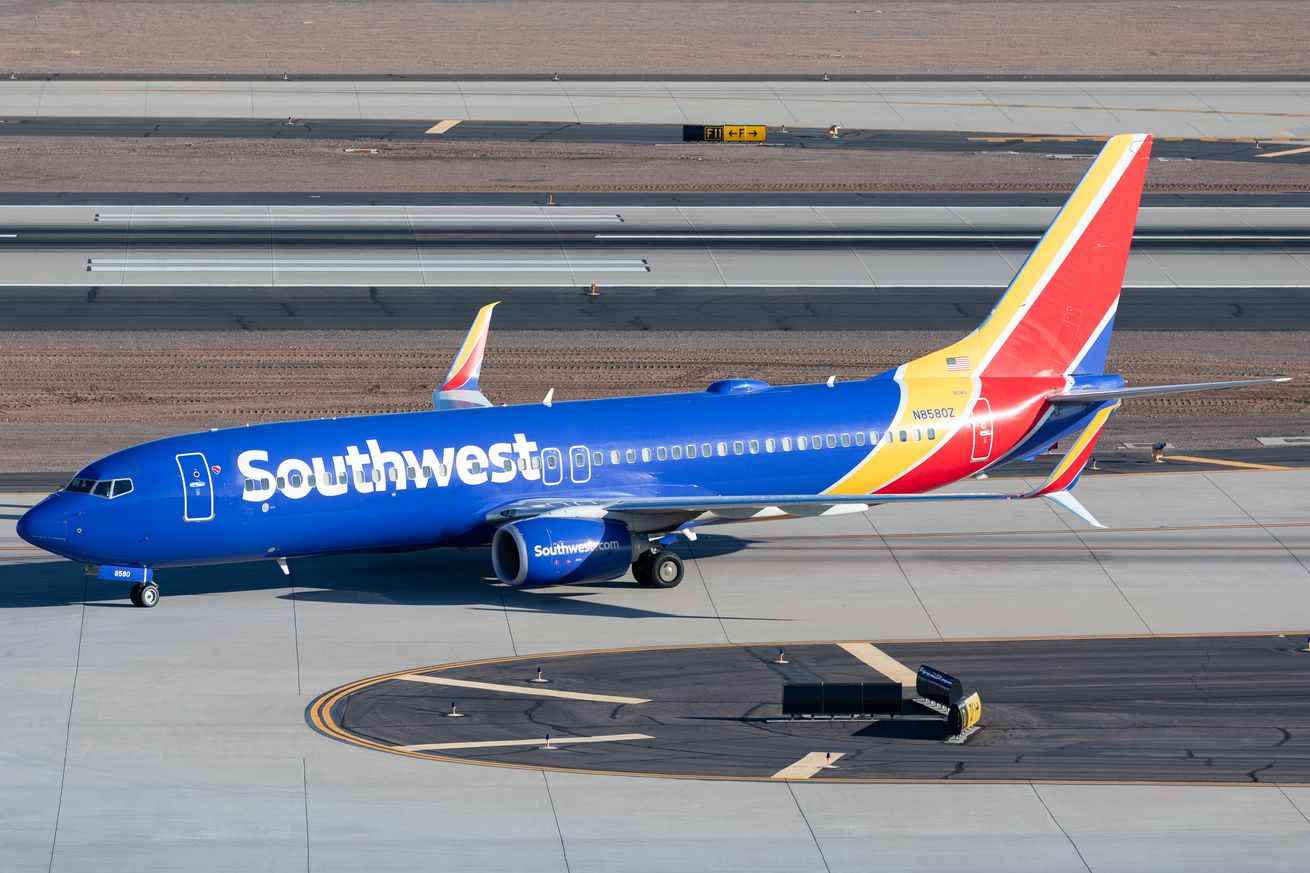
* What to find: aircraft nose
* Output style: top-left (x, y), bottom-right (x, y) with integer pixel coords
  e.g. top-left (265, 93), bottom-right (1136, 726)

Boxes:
top-left (16, 500), bottom-right (67, 546)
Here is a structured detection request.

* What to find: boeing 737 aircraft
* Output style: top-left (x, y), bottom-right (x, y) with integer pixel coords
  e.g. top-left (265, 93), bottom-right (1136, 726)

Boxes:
top-left (17, 133), bottom-right (1288, 607)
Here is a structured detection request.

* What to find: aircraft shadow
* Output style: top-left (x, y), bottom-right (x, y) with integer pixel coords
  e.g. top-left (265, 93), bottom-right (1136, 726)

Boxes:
top-left (0, 536), bottom-right (768, 623)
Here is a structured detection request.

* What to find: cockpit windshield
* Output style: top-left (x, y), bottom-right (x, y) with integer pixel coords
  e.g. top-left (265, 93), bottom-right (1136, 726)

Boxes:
top-left (66, 477), bottom-right (133, 499)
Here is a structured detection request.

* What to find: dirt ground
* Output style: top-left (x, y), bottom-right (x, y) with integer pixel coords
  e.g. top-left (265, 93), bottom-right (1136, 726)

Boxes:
top-left (4, 137), bottom-right (1308, 193)
top-left (0, 1), bottom-right (1304, 77)
top-left (2, 329), bottom-right (1305, 471)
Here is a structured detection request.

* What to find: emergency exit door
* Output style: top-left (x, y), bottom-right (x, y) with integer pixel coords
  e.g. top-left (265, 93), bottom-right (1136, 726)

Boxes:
top-left (970, 399), bottom-right (994, 463)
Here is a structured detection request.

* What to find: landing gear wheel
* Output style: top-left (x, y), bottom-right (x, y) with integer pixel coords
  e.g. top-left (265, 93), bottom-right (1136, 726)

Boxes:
top-left (632, 552), bottom-right (657, 586)
top-left (131, 583), bottom-right (159, 608)
top-left (646, 551), bottom-right (684, 589)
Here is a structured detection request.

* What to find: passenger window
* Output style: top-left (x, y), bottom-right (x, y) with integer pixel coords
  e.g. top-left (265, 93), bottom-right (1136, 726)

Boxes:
top-left (782, 437), bottom-right (792, 452)
top-left (797, 436), bottom-right (808, 451)
top-left (749, 439), bottom-right (760, 454)
top-left (927, 428), bottom-right (937, 440)
top-left (422, 466), bottom-right (432, 477)
top-left (626, 449), bottom-right (636, 463)
top-left (732, 441), bottom-right (744, 455)
top-left (826, 434), bottom-right (837, 448)
top-left (388, 468), bottom-right (399, 482)
top-left (244, 479), bottom-right (254, 492)
top-left (356, 470), bottom-right (365, 483)
top-left (914, 429), bottom-right (922, 441)
top-left (716, 442), bottom-right (728, 457)
top-left (502, 460), bottom-right (512, 472)
top-left (593, 451), bottom-right (604, 465)
top-left (687, 444), bottom-right (698, 459)
top-left (671, 445), bottom-right (683, 460)
top-left (840, 433), bottom-right (851, 448)
top-left (277, 476), bottom-right (286, 488)
top-left (637, 448), bottom-right (649, 462)
top-left (518, 457), bottom-right (528, 471)
top-left (899, 430), bottom-right (907, 442)
top-left (439, 464), bottom-right (449, 477)
top-left (765, 438), bottom-right (775, 453)
top-left (531, 456), bottom-right (541, 470)
top-left (308, 475), bottom-right (318, 487)
top-left (702, 443), bottom-right (712, 458)
top-left (812, 435), bottom-right (822, 449)
top-left (611, 450), bottom-right (621, 465)
top-left (656, 447), bottom-right (667, 461)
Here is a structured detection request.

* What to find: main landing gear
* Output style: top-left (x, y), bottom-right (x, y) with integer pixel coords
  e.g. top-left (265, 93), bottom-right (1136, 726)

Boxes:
top-left (632, 549), bottom-right (684, 589)
top-left (129, 582), bottom-right (160, 608)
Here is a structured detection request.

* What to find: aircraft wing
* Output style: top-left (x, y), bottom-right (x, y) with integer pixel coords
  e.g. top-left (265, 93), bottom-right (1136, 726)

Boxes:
top-left (434, 302), bottom-right (498, 410)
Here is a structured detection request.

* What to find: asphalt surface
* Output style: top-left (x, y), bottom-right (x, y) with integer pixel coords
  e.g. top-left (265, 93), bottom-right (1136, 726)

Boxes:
top-left (2, 120), bottom-right (1306, 163)
top-left (315, 634), bottom-right (1310, 783)
top-left (4, 285), bottom-right (1308, 331)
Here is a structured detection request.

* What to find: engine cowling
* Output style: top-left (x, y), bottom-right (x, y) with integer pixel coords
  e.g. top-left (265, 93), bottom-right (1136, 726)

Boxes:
top-left (491, 517), bottom-right (639, 587)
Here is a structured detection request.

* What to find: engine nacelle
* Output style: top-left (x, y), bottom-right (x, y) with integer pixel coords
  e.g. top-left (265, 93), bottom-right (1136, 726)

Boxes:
top-left (491, 517), bottom-right (639, 587)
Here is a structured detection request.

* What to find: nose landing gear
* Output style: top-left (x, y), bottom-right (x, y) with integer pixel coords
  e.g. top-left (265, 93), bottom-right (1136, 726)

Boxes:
top-left (632, 549), bottom-right (684, 589)
top-left (129, 582), bottom-right (160, 608)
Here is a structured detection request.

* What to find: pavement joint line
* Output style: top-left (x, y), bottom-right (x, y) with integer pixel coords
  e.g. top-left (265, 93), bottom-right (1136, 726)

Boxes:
top-left (393, 673), bottom-right (650, 704)
top-left (425, 119), bottom-right (461, 135)
top-left (1165, 453), bottom-right (1293, 471)
top-left (771, 752), bottom-right (846, 780)
top-left (395, 733), bottom-right (653, 752)
top-left (837, 642), bottom-right (918, 687)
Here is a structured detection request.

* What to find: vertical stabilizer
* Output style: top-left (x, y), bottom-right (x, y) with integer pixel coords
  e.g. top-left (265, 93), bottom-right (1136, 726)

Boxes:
top-left (914, 133), bottom-right (1152, 378)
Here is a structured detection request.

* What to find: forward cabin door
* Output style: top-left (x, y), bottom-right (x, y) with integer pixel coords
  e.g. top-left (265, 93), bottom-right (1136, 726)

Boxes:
top-left (176, 452), bottom-right (215, 521)
top-left (970, 398), bottom-right (994, 463)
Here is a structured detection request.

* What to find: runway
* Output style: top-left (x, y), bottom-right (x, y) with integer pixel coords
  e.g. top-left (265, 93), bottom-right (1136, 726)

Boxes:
top-left (3, 119), bottom-right (1308, 163)
top-left (2, 202), bottom-right (1306, 329)
top-left (2, 79), bottom-right (1309, 137)
top-left (4, 468), bottom-right (1310, 869)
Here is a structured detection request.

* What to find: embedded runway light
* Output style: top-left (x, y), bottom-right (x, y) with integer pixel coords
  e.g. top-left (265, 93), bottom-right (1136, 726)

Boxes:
top-left (774, 648), bottom-right (789, 664)
top-left (446, 701), bottom-right (465, 718)
top-left (586, 282), bottom-right (599, 297)
top-left (1090, 456), bottom-right (1099, 470)
top-left (530, 667), bottom-right (549, 684)
top-left (541, 733), bottom-right (556, 750)
top-left (546, 193), bottom-right (555, 205)
top-left (1152, 442), bottom-right (1167, 462)
top-left (552, 73), bottom-right (560, 81)
top-left (828, 124), bottom-right (840, 139)
top-left (823, 752), bottom-right (837, 769)
top-left (823, 73), bottom-right (830, 81)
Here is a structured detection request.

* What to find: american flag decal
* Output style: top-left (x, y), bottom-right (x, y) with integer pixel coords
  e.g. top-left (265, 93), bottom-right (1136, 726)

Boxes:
top-left (945, 356), bottom-right (971, 371)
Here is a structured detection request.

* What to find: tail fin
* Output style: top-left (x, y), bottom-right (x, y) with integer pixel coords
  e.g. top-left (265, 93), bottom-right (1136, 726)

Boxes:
top-left (433, 301), bottom-right (498, 410)
top-left (915, 133), bottom-right (1153, 379)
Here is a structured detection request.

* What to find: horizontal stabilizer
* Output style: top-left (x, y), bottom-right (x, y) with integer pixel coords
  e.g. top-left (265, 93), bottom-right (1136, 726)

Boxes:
top-left (1048, 377), bottom-right (1289, 404)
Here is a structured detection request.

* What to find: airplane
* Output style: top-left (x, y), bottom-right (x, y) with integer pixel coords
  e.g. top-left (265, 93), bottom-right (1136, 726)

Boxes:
top-left (17, 133), bottom-right (1289, 608)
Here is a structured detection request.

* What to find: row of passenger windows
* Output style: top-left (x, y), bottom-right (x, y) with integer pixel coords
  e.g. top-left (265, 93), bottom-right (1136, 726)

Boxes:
top-left (589, 427), bottom-right (937, 467)
top-left (241, 427), bottom-right (939, 491)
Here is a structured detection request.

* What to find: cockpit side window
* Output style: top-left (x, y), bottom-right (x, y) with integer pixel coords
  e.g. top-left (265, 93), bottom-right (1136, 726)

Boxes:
top-left (67, 477), bottom-right (134, 499)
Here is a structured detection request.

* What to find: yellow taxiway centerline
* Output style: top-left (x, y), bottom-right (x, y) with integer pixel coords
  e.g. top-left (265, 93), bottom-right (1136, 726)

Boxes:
top-left (397, 733), bottom-right (653, 752)
top-left (837, 642), bottom-right (918, 687)
top-left (1165, 454), bottom-right (1292, 471)
top-left (771, 752), bottom-right (845, 779)
top-left (394, 673), bottom-right (649, 704)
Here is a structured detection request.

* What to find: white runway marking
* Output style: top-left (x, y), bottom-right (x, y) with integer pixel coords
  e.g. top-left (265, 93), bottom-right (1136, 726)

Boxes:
top-left (394, 673), bottom-right (650, 704)
top-left (396, 733), bottom-right (654, 752)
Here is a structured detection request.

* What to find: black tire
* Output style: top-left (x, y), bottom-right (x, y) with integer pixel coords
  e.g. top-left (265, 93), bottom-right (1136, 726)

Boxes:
top-left (646, 551), bottom-right (684, 589)
top-left (632, 552), bottom-right (656, 586)
top-left (129, 583), bottom-right (144, 607)
top-left (137, 583), bottom-right (160, 608)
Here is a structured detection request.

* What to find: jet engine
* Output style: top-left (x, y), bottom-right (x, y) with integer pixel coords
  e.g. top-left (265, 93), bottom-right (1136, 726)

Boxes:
top-left (491, 517), bottom-right (639, 587)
